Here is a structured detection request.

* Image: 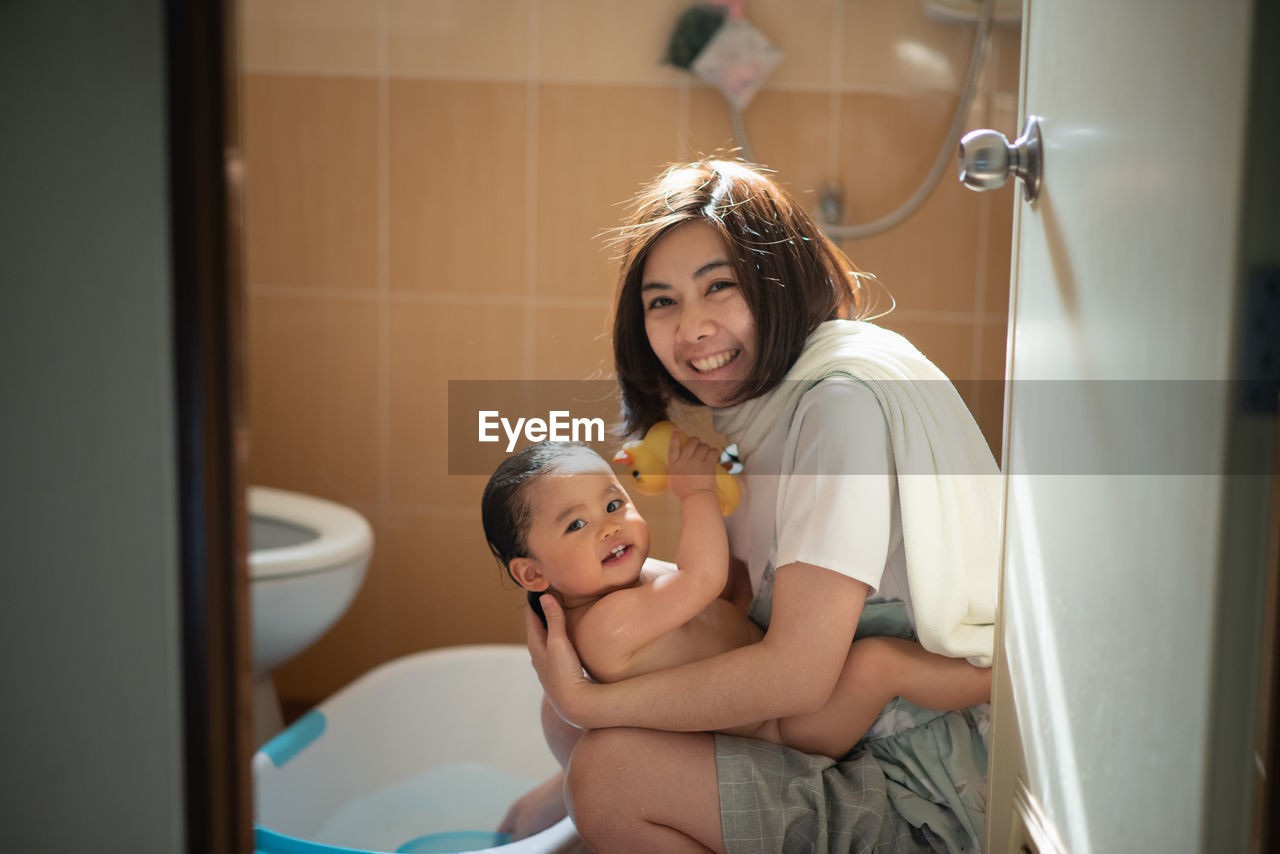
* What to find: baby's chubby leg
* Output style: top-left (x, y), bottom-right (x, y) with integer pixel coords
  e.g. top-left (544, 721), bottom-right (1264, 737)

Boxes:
top-left (859, 636), bottom-right (992, 713)
top-left (774, 636), bottom-right (991, 759)
top-left (716, 717), bottom-right (785, 745)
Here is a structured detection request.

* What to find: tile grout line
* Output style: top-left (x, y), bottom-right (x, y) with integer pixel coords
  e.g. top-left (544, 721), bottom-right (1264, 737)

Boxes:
top-left (828, 0), bottom-right (844, 182)
top-left (967, 47), bottom-right (993, 396)
top-left (376, 0), bottom-right (393, 658)
top-left (376, 0), bottom-right (392, 508)
top-left (382, 503), bottom-right (486, 520)
top-left (238, 64), bottom-right (968, 99)
top-left (970, 56), bottom-right (1001, 392)
top-left (243, 283), bottom-right (1004, 323)
top-left (246, 283), bottom-right (616, 308)
top-left (676, 80), bottom-right (690, 160)
top-left (524, 0), bottom-right (540, 379)
top-left (968, 52), bottom-right (999, 415)
top-left (973, 192), bottom-right (991, 391)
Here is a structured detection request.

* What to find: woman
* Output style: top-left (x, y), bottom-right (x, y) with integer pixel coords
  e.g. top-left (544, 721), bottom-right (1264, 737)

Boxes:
top-left (512, 159), bottom-right (1000, 853)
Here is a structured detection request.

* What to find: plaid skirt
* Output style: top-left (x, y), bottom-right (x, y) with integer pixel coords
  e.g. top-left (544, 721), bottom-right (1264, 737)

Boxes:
top-left (717, 600), bottom-right (990, 853)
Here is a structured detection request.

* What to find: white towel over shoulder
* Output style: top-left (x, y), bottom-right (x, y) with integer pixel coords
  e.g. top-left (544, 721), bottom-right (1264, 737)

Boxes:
top-left (713, 320), bottom-right (1001, 666)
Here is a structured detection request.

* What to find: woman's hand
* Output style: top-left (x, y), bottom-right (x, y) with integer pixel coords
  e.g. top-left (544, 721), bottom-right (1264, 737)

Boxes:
top-left (526, 594), bottom-right (598, 727)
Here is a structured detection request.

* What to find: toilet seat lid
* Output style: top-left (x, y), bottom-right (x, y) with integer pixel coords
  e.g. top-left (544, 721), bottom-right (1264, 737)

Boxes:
top-left (248, 486), bottom-right (373, 580)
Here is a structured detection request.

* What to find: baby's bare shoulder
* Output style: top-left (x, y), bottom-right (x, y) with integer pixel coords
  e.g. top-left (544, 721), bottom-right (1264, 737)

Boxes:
top-left (573, 593), bottom-right (655, 683)
top-left (575, 577), bottom-right (658, 646)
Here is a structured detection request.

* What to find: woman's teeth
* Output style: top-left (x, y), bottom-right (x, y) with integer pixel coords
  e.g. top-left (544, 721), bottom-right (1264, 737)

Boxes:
top-left (690, 350), bottom-right (739, 373)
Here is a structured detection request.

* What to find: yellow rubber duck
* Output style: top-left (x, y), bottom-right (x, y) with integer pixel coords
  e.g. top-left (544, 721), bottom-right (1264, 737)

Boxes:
top-left (612, 421), bottom-right (741, 516)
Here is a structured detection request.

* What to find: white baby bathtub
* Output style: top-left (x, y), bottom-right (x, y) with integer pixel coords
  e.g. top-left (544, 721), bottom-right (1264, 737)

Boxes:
top-left (253, 644), bottom-right (578, 854)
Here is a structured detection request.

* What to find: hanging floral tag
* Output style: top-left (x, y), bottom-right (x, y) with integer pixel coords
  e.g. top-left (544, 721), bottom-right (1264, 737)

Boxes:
top-left (690, 18), bottom-right (782, 110)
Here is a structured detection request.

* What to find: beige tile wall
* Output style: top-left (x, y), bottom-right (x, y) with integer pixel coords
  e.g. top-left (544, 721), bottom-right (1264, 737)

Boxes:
top-left (238, 0), bottom-right (1023, 708)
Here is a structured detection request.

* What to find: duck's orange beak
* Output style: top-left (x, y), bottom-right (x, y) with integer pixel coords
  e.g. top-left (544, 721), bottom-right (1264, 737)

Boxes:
top-left (613, 449), bottom-right (635, 466)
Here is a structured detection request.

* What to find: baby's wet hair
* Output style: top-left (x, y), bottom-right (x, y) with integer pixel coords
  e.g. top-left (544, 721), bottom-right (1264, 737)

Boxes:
top-left (481, 441), bottom-right (596, 626)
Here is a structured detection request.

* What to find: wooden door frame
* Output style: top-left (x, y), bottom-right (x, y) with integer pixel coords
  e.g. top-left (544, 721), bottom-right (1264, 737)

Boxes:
top-left (167, 1), bottom-right (252, 851)
top-left (1231, 2), bottom-right (1280, 849)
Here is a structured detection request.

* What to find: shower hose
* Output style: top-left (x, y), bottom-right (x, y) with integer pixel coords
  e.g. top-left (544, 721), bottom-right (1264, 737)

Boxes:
top-left (730, 0), bottom-right (997, 241)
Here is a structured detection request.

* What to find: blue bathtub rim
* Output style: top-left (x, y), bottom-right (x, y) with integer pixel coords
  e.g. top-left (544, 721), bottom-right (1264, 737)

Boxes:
top-left (254, 824), bottom-right (512, 854)
top-left (395, 830), bottom-right (513, 853)
top-left (260, 709), bottom-right (326, 768)
top-left (255, 823), bottom-right (376, 854)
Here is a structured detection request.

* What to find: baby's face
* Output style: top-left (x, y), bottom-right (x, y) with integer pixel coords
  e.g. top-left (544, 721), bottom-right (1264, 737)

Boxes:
top-left (523, 450), bottom-right (650, 605)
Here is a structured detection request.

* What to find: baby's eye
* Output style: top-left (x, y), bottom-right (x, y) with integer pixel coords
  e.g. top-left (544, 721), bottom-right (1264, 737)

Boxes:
top-left (565, 518), bottom-right (586, 533)
top-left (606, 498), bottom-right (624, 513)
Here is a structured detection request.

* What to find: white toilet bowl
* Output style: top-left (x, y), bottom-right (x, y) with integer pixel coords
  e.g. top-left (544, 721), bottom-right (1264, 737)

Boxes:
top-left (249, 486), bottom-right (373, 746)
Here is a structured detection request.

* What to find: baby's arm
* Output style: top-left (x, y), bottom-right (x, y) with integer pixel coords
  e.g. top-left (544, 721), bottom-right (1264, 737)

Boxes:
top-left (574, 432), bottom-right (729, 680)
top-left (664, 430), bottom-right (729, 595)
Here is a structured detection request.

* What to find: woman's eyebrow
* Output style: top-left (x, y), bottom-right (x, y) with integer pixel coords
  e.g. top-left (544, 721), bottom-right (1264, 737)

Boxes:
top-left (641, 259), bottom-right (730, 291)
top-left (693, 259), bottom-right (730, 278)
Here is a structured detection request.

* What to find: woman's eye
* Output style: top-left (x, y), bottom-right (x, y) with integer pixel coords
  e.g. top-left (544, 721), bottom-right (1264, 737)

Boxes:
top-left (645, 296), bottom-right (674, 311)
top-left (606, 498), bottom-right (624, 513)
top-left (565, 519), bottom-right (585, 533)
top-left (707, 279), bottom-right (736, 294)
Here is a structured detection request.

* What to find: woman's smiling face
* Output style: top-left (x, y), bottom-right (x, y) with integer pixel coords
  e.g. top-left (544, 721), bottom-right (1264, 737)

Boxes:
top-left (640, 221), bottom-right (757, 408)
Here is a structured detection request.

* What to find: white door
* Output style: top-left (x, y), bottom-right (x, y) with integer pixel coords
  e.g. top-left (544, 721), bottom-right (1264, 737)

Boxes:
top-left (980, 0), bottom-right (1276, 851)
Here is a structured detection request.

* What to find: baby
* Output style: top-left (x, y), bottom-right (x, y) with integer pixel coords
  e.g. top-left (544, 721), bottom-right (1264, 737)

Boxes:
top-left (481, 433), bottom-right (989, 759)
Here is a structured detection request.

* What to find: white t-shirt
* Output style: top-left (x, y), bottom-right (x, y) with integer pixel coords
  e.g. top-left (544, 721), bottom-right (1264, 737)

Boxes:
top-left (724, 377), bottom-right (915, 628)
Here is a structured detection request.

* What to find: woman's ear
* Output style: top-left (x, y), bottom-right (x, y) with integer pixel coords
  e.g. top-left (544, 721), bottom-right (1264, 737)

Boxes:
top-left (508, 556), bottom-right (550, 592)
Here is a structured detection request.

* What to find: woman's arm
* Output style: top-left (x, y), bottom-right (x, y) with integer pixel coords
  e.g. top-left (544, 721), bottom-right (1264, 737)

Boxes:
top-left (530, 561), bottom-right (869, 732)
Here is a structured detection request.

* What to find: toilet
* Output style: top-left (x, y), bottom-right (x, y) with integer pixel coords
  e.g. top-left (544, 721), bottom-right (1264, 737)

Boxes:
top-left (249, 486), bottom-right (373, 747)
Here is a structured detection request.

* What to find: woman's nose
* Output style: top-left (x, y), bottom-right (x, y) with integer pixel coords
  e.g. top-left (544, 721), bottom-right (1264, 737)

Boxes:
top-left (676, 304), bottom-right (713, 342)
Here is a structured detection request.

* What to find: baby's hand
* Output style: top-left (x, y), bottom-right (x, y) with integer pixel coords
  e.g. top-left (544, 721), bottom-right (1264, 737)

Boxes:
top-left (666, 429), bottom-right (720, 503)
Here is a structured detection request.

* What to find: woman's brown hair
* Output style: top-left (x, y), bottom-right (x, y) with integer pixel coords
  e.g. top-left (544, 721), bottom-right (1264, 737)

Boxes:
top-left (610, 159), bottom-right (882, 437)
